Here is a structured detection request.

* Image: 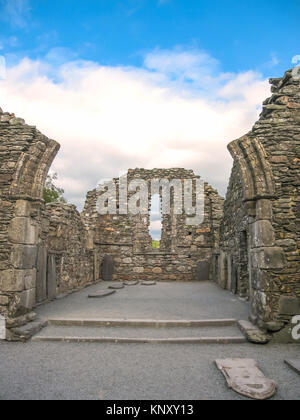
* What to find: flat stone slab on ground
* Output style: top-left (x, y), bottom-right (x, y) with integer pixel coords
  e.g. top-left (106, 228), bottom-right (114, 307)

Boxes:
top-left (215, 358), bottom-right (277, 400)
top-left (108, 284), bottom-right (125, 290)
top-left (141, 281), bottom-right (157, 286)
top-left (285, 360), bottom-right (300, 375)
top-left (238, 320), bottom-right (271, 344)
top-left (123, 281), bottom-right (139, 286)
top-left (10, 318), bottom-right (47, 342)
top-left (88, 290), bottom-right (116, 298)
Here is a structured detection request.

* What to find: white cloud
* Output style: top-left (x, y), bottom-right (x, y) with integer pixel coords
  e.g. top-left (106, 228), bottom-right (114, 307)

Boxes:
top-left (0, 47), bottom-right (271, 210)
top-left (145, 47), bottom-right (219, 78)
top-left (0, 0), bottom-right (31, 28)
top-left (265, 53), bottom-right (280, 69)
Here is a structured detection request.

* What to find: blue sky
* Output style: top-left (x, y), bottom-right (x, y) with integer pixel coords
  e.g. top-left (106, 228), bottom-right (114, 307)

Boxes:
top-left (1, 0), bottom-right (299, 76)
top-left (0, 0), bottom-right (299, 239)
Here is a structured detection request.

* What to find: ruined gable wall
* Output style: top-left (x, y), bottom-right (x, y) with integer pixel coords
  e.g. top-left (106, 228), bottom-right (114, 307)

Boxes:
top-left (82, 168), bottom-right (224, 282)
top-left (250, 71), bottom-right (300, 311)
top-left (218, 69), bottom-right (300, 337)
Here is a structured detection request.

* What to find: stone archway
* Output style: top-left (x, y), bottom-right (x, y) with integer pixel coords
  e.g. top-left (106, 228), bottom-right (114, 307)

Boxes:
top-left (227, 134), bottom-right (287, 327)
top-left (0, 112), bottom-right (59, 321)
top-left (228, 136), bottom-right (286, 325)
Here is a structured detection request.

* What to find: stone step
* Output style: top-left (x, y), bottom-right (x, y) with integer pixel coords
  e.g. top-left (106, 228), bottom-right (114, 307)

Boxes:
top-left (32, 336), bottom-right (246, 344)
top-left (47, 318), bottom-right (237, 328)
top-left (8, 318), bottom-right (47, 342)
top-left (32, 323), bottom-right (247, 344)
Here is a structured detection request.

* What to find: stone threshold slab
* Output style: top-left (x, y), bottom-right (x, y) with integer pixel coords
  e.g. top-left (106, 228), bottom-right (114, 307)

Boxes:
top-left (32, 336), bottom-right (246, 344)
top-left (238, 320), bottom-right (271, 344)
top-left (47, 318), bottom-right (238, 328)
top-left (8, 318), bottom-right (48, 342)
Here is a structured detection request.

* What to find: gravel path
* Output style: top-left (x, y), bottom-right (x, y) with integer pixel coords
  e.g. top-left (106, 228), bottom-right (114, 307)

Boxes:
top-left (1, 282), bottom-right (299, 400)
top-left (36, 281), bottom-right (251, 321)
top-left (0, 341), bottom-right (299, 400)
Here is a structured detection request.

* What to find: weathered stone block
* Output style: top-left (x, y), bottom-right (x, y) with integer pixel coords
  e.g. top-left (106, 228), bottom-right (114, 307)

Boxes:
top-left (8, 217), bottom-right (37, 245)
top-left (9, 117), bottom-right (25, 125)
top-left (152, 267), bottom-right (163, 274)
top-left (251, 247), bottom-right (286, 269)
top-left (276, 239), bottom-right (296, 249)
top-left (15, 200), bottom-right (31, 217)
top-left (261, 321), bottom-right (284, 332)
top-left (250, 220), bottom-right (275, 248)
top-left (177, 265), bottom-right (190, 273)
top-left (270, 155), bottom-right (289, 164)
top-left (256, 199), bottom-right (273, 220)
top-left (6, 311), bottom-right (36, 328)
top-left (250, 269), bottom-right (269, 291)
top-left (11, 245), bottom-right (37, 269)
top-left (0, 269), bottom-right (24, 292)
top-left (23, 269), bottom-right (36, 290)
top-left (134, 267), bottom-right (144, 273)
top-left (238, 320), bottom-right (271, 344)
top-left (0, 296), bottom-right (9, 305)
top-left (19, 288), bottom-right (35, 311)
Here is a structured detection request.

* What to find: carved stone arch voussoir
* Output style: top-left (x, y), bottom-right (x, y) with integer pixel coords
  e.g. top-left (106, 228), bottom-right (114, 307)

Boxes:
top-left (228, 135), bottom-right (275, 204)
top-left (31, 138), bottom-right (60, 198)
top-left (10, 133), bottom-right (60, 200)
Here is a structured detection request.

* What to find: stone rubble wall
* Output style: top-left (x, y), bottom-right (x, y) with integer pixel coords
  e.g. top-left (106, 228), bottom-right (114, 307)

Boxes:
top-left (82, 168), bottom-right (224, 282)
top-left (0, 108), bottom-right (59, 320)
top-left (217, 69), bottom-right (300, 340)
top-left (216, 161), bottom-right (250, 297)
top-left (0, 108), bottom-right (97, 338)
top-left (2, 68), bottom-right (298, 344)
top-left (41, 203), bottom-right (95, 296)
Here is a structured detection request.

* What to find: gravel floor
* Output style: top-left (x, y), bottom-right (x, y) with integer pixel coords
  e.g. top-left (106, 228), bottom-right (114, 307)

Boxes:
top-left (1, 282), bottom-right (299, 400)
top-left (0, 341), bottom-right (299, 400)
top-left (36, 281), bottom-right (251, 321)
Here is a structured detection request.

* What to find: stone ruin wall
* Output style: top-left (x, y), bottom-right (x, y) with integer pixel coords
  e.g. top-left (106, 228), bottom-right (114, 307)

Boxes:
top-left (1, 67), bottom-right (299, 343)
top-left (0, 109), bottom-right (59, 320)
top-left (82, 168), bottom-right (224, 282)
top-left (216, 69), bottom-right (300, 340)
top-left (216, 161), bottom-right (249, 298)
top-left (0, 105), bottom-right (224, 335)
top-left (40, 203), bottom-right (95, 299)
top-left (0, 109), bottom-right (96, 336)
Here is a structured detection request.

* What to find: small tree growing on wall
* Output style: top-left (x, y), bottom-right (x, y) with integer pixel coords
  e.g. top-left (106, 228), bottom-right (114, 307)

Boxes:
top-left (43, 173), bottom-right (67, 204)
